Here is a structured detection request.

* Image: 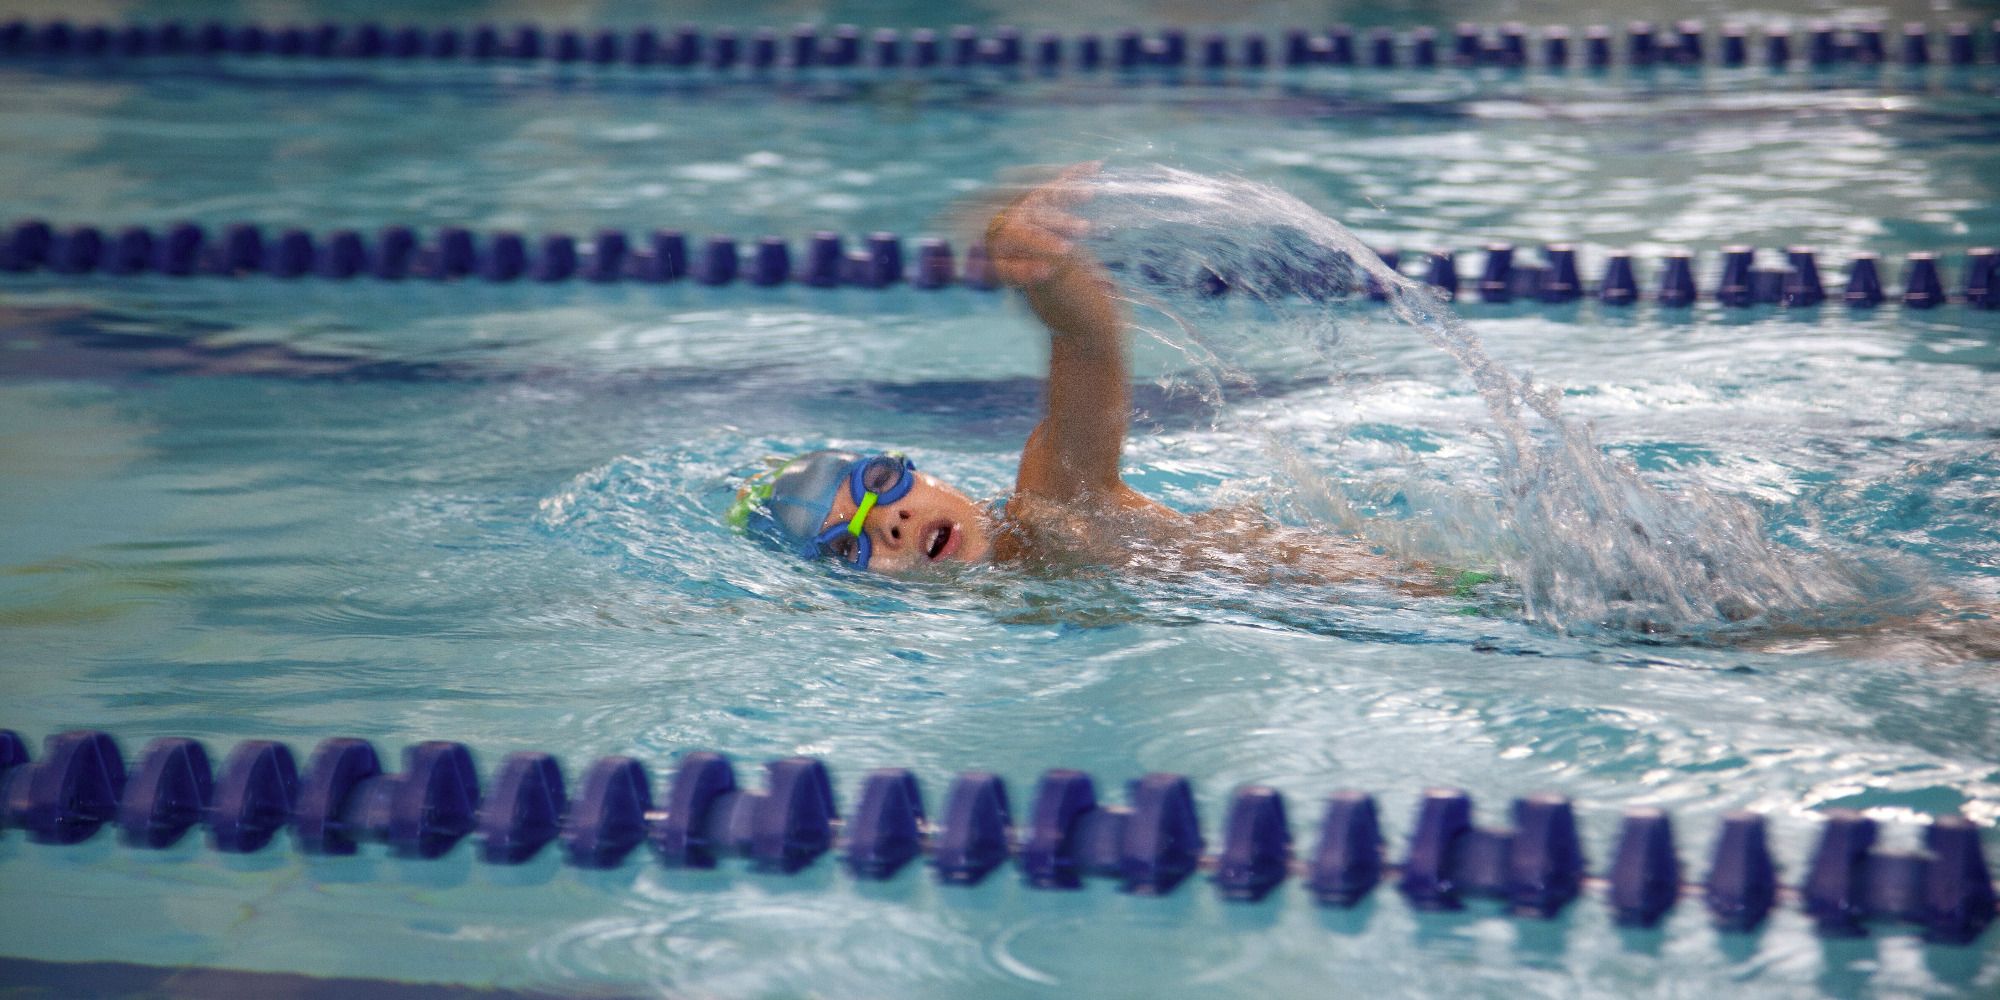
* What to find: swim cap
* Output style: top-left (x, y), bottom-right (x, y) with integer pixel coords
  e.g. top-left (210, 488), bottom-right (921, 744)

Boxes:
top-left (728, 450), bottom-right (864, 556)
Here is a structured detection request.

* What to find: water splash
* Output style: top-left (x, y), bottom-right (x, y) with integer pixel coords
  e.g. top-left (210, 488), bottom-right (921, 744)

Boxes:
top-left (1070, 164), bottom-right (1878, 638)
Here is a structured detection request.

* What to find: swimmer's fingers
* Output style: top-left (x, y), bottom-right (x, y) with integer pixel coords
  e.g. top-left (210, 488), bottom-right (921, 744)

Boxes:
top-left (989, 234), bottom-right (1070, 286)
top-left (1005, 209), bottom-right (1088, 250)
top-left (985, 166), bottom-right (1101, 286)
top-left (999, 164), bottom-right (1096, 224)
top-left (1033, 207), bottom-right (1090, 239)
top-left (1042, 161), bottom-right (1102, 209)
top-left (989, 205), bottom-right (1091, 287)
top-left (995, 193), bottom-right (1090, 246)
top-left (998, 220), bottom-right (1074, 254)
top-left (988, 206), bottom-right (1070, 253)
top-left (1056, 160), bottom-right (1102, 181)
top-left (1019, 165), bottom-right (1098, 230)
top-left (999, 182), bottom-right (1087, 224)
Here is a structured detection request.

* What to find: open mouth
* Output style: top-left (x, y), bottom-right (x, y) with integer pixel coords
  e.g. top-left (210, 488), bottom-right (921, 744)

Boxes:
top-left (923, 521), bottom-right (959, 561)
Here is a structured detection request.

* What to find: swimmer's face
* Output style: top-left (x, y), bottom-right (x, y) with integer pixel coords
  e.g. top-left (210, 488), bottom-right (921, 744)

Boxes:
top-left (822, 471), bottom-right (992, 572)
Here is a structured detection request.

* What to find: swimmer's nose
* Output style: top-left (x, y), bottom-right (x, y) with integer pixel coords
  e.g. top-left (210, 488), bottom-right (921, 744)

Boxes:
top-left (874, 505), bottom-right (916, 550)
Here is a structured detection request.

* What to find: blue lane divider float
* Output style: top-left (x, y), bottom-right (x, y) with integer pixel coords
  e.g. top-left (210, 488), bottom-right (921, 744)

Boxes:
top-left (0, 221), bottom-right (994, 291)
top-left (1426, 243), bottom-right (1998, 310)
top-left (3, 219), bottom-right (1997, 313)
top-left (1, 729), bottom-right (1994, 943)
top-left (1, 19), bottom-right (1997, 76)
top-left (1455, 243), bottom-right (1998, 310)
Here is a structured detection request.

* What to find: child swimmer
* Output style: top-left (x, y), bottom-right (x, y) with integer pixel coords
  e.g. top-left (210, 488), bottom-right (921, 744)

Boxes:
top-left (733, 163), bottom-right (1445, 593)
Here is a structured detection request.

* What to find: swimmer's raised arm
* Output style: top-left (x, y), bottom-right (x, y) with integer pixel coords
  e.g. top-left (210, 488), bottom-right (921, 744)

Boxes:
top-left (987, 163), bottom-right (1162, 515)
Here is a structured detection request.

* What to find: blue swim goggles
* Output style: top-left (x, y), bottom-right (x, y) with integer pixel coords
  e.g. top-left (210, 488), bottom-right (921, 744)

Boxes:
top-left (812, 453), bottom-right (917, 568)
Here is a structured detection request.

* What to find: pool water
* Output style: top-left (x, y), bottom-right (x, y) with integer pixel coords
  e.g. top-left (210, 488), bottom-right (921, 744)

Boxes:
top-left (4, 2), bottom-right (2000, 998)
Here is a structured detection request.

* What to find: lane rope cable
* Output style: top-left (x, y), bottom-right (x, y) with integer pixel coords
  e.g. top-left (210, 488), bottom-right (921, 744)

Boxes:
top-left (3, 221), bottom-right (1996, 312)
top-left (0, 727), bottom-right (1992, 942)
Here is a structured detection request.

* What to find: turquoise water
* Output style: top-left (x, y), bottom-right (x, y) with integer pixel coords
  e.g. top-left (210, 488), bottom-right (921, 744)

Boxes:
top-left (5, 2), bottom-right (2000, 997)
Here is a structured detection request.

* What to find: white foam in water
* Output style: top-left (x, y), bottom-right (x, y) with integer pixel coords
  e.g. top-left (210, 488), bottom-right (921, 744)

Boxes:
top-left (1070, 164), bottom-right (1876, 638)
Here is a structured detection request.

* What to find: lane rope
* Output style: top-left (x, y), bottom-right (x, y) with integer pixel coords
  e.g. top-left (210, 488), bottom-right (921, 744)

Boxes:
top-left (4, 220), bottom-right (1996, 311)
top-left (2, 19), bottom-right (1997, 77)
top-left (1, 727), bottom-right (1992, 941)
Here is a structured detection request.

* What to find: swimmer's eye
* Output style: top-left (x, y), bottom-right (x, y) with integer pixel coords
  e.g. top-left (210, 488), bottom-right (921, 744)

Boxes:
top-left (858, 454), bottom-right (910, 495)
top-left (822, 533), bottom-right (861, 563)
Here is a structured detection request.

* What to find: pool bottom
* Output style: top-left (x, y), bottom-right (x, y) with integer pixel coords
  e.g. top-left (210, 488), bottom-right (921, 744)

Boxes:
top-left (0, 956), bottom-right (599, 1000)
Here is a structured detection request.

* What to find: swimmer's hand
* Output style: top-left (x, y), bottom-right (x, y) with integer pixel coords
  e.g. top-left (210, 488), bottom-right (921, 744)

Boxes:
top-left (986, 162), bottom-right (1100, 288)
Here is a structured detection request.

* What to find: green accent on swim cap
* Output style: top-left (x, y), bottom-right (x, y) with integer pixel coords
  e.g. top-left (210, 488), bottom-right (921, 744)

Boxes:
top-left (725, 479), bottom-right (776, 532)
top-left (727, 452), bottom-right (811, 533)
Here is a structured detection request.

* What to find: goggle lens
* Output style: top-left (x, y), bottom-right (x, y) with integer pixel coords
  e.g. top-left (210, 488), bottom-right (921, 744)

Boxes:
top-left (823, 533), bottom-right (861, 563)
top-left (859, 454), bottom-right (911, 495)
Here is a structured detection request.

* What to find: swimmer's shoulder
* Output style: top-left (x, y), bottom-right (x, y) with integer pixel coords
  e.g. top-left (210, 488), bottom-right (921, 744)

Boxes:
top-left (990, 485), bottom-right (1446, 593)
top-left (985, 484), bottom-right (1180, 564)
